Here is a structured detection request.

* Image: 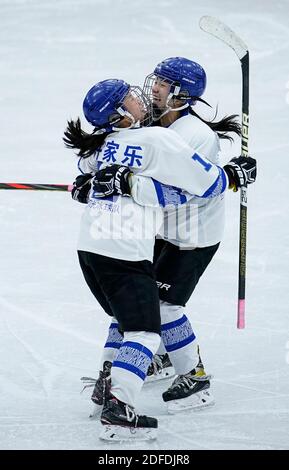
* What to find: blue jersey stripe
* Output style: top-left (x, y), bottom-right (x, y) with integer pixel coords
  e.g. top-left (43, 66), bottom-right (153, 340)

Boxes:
top-left (201, 166), bottom-right (227, 198)
top-left (122, 341), bottom-right (153, 360)
top-left (161, 314), bottom-right (188, 331)
top-left (77, 157), bottom-right (84, 174)
top-left (165, 333), bottom-right (196, 352)
top-left (152, 179), bottom-right (188, 207)
top-left (152, 179), bottom-right (165, 207)
top-left (113, 360), bottom-right (146, 381)
top-left (105, 342), bottom-right (121, 349)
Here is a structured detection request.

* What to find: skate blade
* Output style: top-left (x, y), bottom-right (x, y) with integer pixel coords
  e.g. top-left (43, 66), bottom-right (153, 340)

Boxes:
top-left (89, 403), bottom-right (103, 419)
top-left (99, 425), bottom-right (157, 442)
top-left (167, 390), bottom-right (215, 414)
top-left (145, 367), bottom-right (176, 384)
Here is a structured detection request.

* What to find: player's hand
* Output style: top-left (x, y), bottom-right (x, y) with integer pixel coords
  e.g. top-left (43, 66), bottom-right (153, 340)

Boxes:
top-left (224, 156), bottom-right (256, 191)
top-left (71, 173), bottom-right (94, 203)
top-left (92, 165), bottom-right (132, 198)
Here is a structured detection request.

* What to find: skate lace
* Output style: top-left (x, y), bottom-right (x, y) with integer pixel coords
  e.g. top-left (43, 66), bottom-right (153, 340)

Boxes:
top-left (171, 375), bottom-right (192, 391)
top-left (80, 376), bottom-right (97, 393)
top-left (80, 362), bottom-right (112, 393)
top-left (169, 370), bottom-right (212, 391)
top-left (125, 404), bottom-right (138, 427)
top-left (148, 355), bottom-right (164, 375)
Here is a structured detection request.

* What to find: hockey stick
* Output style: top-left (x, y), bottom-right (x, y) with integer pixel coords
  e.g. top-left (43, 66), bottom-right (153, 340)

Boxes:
top-left (199, 16), bottom-right (249, 329)
top-left (0, 183), bottom-right (72, 191)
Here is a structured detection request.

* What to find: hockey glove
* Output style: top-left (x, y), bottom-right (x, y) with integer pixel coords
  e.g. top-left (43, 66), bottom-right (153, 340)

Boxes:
top-left (71, 173), bottom-right (94, 204)
top-left (224, 156), bottom-right (257, 192)
top-left (92, 165), bottom-right (132, 198)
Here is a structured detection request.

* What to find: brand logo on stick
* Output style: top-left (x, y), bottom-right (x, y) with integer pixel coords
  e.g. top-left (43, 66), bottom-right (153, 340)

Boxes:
top-left (241, 113), bottom-right (249, 156)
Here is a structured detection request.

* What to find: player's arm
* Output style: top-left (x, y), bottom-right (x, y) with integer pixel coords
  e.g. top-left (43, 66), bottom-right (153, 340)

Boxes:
top-left (89, 128), bottom-right (256, 205)
top-left (73, 129), bottom-right (256, 205)
top-left (87, 155), bottom-right (256, 207)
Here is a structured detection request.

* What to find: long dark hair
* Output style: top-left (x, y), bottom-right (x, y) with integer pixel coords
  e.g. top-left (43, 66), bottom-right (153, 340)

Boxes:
top-left (152, 100), bottom-right (241, 142)
top-left (189, 106), bottom-right (241, 142)
top-left (63, 118), bottom-right (109, 158)
top-left (64, 105), bottom-right (241, 159)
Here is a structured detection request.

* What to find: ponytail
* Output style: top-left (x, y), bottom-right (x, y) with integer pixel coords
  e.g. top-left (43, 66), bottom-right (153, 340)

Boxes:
top-left (189, 108), bottom-right (241, 142)
top-left (63, 118), bottom-right (109, 158)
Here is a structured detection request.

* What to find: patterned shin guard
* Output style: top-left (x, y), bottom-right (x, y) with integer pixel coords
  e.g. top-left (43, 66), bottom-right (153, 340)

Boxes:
top-left (100, 318), bottom-right (123, 366)
top-left (160, 301), bottom-right (199, 375)
top-left (110, 331), bottom-right (160, 406)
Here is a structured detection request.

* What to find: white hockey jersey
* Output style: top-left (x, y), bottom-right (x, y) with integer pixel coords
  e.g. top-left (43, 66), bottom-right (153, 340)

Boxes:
top-left (131, 115), bottom-right (225, 248)
top-left (77, 126), bottom-right (228, 262)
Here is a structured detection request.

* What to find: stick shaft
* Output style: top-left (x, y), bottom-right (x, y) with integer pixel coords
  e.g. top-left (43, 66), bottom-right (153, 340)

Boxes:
top-left (0, 183), bottom-right (72, 191)
top-left (237, 52), bottom-right (249, 329)
top-left (199, 16), bottom-right (250, 329)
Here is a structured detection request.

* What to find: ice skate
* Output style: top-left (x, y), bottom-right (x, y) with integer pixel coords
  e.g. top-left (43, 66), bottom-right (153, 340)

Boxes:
top-left (145, 353), bottom-right (175, 384)
top-left (100, 395), bottom-right (158, 442)
top-left (81, 360), bottom-right (112, 418)
top-left (162, 349), bottom-right (214, 413)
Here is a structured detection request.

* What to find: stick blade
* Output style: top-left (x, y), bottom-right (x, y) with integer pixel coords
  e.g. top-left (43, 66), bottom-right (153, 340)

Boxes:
top-left (199, 16), bottom-right (248, 60)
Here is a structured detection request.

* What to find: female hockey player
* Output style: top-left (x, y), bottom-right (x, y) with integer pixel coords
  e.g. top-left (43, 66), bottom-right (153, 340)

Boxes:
top-left (64, 78), bottom-right (256, 441)
top-left (84, 58), bottom-right (251, 416)
top-left (141, 57), bottom-right (243, 409)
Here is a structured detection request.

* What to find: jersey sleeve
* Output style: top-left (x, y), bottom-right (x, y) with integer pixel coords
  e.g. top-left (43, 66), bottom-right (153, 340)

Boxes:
top-left (77, 155), bottom-right (99, 174)
top-left (130, 176), bottom-right (193, 208)
top-left (130, 128), bottom-right (228, 206)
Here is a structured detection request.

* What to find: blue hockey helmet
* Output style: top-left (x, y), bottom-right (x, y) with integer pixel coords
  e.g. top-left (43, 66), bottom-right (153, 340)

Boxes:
top-left (143, 57), bottom-right (207, 119)
top-left (154, 57), bottom-right (207, 101)
top-left (83, 79), bottom-right (130, 131)
top-left (83, 79), bottom-right (152, 132)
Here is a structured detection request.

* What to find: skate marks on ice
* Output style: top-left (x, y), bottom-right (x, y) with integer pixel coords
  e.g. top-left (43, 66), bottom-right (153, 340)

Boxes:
top-left (0, 295), bottom-right (100, 403)
top-left (0, 296), bottom-right (98, 346)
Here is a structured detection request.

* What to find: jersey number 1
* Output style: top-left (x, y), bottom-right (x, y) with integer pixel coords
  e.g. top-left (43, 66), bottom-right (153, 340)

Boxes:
top-left (192, 153), bottom-right (212, 172)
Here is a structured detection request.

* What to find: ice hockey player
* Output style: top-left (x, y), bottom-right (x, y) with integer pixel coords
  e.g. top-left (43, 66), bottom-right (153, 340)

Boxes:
top-left (64, 78), bottom-right (256, 440)
top-left (90, 58), bottom-right (244, 408)
top-left (80, 57), bottom-right (253, 415)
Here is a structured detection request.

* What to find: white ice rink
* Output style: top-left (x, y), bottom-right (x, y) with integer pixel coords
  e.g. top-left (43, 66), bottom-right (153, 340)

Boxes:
top-left (0, 0), bottom-right (289, 450)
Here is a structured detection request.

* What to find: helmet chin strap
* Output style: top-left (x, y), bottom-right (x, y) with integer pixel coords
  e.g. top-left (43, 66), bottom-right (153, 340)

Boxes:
top-left (113, 106), bottom-right (139, 130)
top-left (93, 110), bottom-right (139, 134)
top-left (153, 80), bottom-right (191, 120)
top-left (167, 101), bottom-right (189, 112)
top-left (153, 94), bottom-right (189, 120)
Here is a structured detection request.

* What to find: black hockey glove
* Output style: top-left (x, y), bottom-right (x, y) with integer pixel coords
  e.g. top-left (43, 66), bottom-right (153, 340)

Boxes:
top-left (71, 173), bottom-right (94, 204)
top-left (224, 156), bottom-right (257, 192)
top-left (92, 165), bottom-right (132, 198)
